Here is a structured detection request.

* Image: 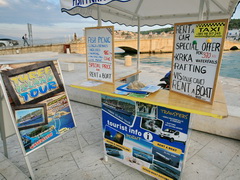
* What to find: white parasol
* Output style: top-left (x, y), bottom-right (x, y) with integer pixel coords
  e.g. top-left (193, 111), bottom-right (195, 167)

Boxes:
top-left (60, 0), bottom-right (239, 71)
top-left (60, 0), bottom-right (239, 26)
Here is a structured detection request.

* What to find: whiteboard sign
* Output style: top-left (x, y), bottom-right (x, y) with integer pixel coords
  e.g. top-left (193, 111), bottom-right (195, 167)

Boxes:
top-left (85, 26), bottom-right (114, 83)
top-left (170, 19), bottom-right (228, 104)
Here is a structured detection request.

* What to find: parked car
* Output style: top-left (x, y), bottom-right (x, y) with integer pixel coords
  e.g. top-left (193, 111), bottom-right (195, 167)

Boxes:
top-left (0, 38), bottom-right (19, 47)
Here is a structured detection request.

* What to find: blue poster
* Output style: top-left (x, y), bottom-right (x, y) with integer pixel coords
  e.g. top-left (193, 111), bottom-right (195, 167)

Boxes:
top-left (102, 95), bottom-right (190, 180)
top-left (1, 61), bottom-right (76, 155)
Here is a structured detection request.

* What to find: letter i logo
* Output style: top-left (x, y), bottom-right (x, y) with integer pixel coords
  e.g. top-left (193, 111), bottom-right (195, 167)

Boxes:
top-left (143, 132), bottom-right (153, 141)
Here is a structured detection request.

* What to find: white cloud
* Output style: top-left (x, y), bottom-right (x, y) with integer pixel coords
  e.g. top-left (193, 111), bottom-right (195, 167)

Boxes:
top-left (0, 0), bottom-right (8, 6)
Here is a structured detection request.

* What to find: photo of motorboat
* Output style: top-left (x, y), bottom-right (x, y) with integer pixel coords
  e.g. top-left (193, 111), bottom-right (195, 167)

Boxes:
top-left (152, 146), bottom-right (180, 168)
top-left (150, 160), bottom-right (180, 180)
top-left (102, 102), bottom-right (133, 116)
top-left (102, 95), bottom-right (136, 126)
top-left (132, 147), bottom-right (153, 164)
top-left (15, 105), bottom-right (47, 130)
top-left (18, 114), bottom-right (43, 126)
top-left (105, 143), bottom-right (124, 159)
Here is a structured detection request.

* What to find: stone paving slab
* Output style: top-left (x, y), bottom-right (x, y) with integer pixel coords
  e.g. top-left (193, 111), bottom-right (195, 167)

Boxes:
top-left (0, 157), bottom-right (29, 180)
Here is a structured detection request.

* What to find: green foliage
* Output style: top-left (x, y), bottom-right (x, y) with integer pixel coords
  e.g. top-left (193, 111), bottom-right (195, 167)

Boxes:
top-left (229, 19), bottom-right (240, 30)
top-left (29, 126), bottom-right (49, 137)
top-left (140, 27), bottom-right (174, 35)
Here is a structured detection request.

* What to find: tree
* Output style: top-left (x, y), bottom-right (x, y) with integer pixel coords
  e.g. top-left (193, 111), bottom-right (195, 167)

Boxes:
top-left (229, 19), bottom-right (240, 30)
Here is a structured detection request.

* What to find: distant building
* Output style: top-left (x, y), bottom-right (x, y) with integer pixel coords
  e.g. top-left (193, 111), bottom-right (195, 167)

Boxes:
top-left (227, 29), bottom-right (240, 40)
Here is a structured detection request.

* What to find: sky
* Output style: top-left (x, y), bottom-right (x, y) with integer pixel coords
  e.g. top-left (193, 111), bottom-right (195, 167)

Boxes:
top-left (0, 0), bottom-right (239, 40)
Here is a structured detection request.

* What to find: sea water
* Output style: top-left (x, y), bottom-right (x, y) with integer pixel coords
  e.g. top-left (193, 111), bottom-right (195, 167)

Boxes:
top-left (115, 51), bottom-right (240, 79)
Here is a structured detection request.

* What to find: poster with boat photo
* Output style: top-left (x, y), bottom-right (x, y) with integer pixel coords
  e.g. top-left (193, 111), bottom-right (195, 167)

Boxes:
top-left (0, 60), bottom-right (76, 154)
top-left (101, 95), bottom-right (191, 180)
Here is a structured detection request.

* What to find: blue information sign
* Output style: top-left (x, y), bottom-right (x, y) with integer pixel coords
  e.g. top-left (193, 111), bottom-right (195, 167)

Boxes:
top-left (102, 95), bottom-right (190, 180)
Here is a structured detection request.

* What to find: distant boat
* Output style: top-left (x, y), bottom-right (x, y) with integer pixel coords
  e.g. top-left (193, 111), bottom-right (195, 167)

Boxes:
top-left (115, 47), bottom-right (125, 54)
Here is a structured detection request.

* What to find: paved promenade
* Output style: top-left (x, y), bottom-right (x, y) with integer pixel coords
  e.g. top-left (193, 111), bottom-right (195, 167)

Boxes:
top-left (0, 53), bottom-right (240, 180)
top-left (1, 103), bottom-right (240, 180)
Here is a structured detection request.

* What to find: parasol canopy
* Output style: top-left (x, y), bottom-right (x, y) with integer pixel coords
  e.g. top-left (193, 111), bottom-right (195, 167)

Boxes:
top-left (60, 0), bottom-right (239, 26)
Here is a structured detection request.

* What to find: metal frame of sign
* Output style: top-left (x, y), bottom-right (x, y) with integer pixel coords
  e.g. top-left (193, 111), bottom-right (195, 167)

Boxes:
top-left (170, 19), bottom-right (228, 104)
top-left (85, 26), bottom-right (115, 84)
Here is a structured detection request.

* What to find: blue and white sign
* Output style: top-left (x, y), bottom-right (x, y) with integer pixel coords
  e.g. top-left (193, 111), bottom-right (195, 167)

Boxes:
top-left (102, 95), bottom-right (191, 180)
top-left (72, 0), bottom-right (130, 8)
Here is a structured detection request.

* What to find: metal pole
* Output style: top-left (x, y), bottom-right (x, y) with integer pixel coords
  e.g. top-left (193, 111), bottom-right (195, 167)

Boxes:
top-left (198, 0), bottom-right (205, 20)
top-left (0, 86), bottom-right (8, 158)
top-left (137, 17), bottom-right (141, 79)
top-left (30, 24), bottom-right (33, 46)
top-left (27, 23), bottom-right (33, 46)
top-left (97, 6), bottom-right (102, 27)
top-left (0, 76), bottom-right (35, 180)
top-left (205, 0), bottom-right (210, 20)
top-left (24, 155), bottom-right (35, 180)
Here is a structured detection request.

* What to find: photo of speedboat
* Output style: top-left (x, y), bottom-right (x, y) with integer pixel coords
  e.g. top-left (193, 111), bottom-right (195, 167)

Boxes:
top-left (18, 114), bottom-right (43, 126)
top-left (103, 102), bottom-right (133, 116)
top-left (16, 106), bottom-right (47, 130)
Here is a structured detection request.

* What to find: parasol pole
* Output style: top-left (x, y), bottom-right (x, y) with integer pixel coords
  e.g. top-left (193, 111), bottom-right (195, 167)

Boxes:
top-left (97, 5), bottom-right (102, 26)
top-left (137, 17), bottom-right (140, 79)
top-left (205, 0), bottom-right (210, 20)
top-left (198, 0), bottom-right (205, 20)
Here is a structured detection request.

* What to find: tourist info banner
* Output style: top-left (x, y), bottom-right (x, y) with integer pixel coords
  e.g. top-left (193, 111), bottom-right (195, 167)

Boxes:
top-left (0, 60), bottom-right (76, 155)
top-left (101, 95), bottom-right (190, 180)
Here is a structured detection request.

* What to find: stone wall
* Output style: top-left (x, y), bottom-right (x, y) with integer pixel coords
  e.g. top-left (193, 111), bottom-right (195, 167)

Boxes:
top-left (0, 44), bottom-right (65, 55)
top-left (0, 38), bottom-right (240, 55)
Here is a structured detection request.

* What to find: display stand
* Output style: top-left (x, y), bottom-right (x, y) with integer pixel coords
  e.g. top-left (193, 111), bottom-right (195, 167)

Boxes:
top-left (0, 59), bottom-right (83, 180)
top-left (70, 19), bottom-right (228, 179)
top-left (71, 81), bottom-right (227, 179)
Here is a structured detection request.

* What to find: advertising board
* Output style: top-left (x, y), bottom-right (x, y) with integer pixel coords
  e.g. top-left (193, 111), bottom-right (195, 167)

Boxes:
top-left (102, 95), bottom-right (190, 180)
top-left (0, 60), bottom-right (76, 154)
top-left (171, 19), bottom-right (228, 103)
top-left (85, 26), bottom-right (114, 83)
